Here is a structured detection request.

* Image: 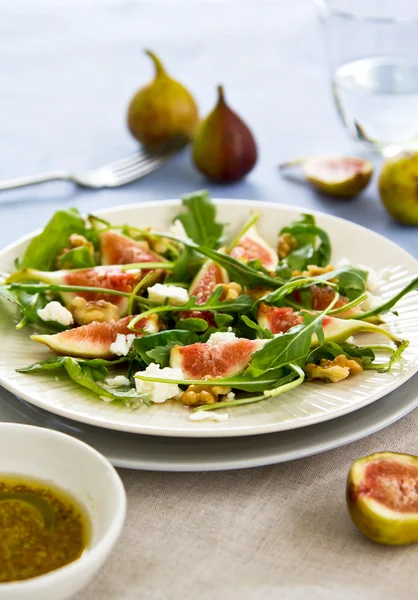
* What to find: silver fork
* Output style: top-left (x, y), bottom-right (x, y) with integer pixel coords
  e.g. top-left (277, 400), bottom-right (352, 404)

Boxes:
top-left (0, 138), bottom-right (187, 191)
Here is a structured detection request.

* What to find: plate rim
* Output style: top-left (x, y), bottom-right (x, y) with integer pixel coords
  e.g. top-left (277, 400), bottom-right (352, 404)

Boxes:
top-left (0, 198), bottom-right (417, 438)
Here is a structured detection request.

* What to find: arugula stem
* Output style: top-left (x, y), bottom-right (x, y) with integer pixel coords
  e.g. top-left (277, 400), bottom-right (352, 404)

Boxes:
top-left (264, 363), bottom-right (305, 397)
top-left (7, 283), bottom-right (133, 298)
top-left (354, 276), bottom-right (418, 320)
top-left (120, 262), bottom-right (173, 271)
top-left (225, 211), bottom-right (260, 254)
top-left (127, 271), bottom-right (163, 316)
top-left (328, 293), bottom-right (368, 315)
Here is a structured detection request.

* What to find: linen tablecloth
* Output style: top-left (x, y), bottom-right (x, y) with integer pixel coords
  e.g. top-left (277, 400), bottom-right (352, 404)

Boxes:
top-left (1, 1), bottom-right (417, 598)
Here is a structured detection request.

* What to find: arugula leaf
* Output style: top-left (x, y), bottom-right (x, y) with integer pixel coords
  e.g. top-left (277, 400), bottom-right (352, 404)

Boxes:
top-left (133, 330), bottom-right (199, 366)
top-left (305, 342), bottom-right (375, 367)
top-left (58, 245), bottom-right (95, 269)
top-left (279, 214), bottom-right (331, 270)
top-left (17, 355), bottom-right (128, 374)
top-left (247, 307), bottom-right (333, 376)
top-left (128, 288), bottom-right (254, 328)
top-left (354, 276), bottom-right (418, 320)
top-left (20, 209), bottom-right (87, 271)
top-left (175, 190), bottom-right (225, 249)
top-left (214, 313), bottom-right (234, 328)
top-left (0, 287), bottom-right (67, 332)
top-left (240, 315), bottom-right (274, 339)
top-left (176, 318), bottom-right (208, 332)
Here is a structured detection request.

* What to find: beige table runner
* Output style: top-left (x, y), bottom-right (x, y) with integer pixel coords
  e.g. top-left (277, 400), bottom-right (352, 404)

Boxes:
top-left (75, 408), bottom-right (418, 600)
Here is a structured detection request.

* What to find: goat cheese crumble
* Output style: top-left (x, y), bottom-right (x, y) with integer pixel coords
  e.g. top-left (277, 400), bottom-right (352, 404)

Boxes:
top-left (105, 375), bottom-right (131, 388)
top-left (110, 333), bottom-right (136, 356)
top-left (207, 331), bottom-right (237, 345)
top-left (37, 301), bottom-right (74, 326)
top-left (135, 363), bottom-right (184, 403)
top-left (189, 411), bottom-right (229, 422)
top-left (148, 284), bottom-right (189, 306)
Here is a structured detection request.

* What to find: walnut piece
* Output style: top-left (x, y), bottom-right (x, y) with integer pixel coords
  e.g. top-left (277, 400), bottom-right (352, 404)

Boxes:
top-left (180, 384), bottom-right (232, 407)
top-left (292, 264), bottom-right (335, 278)
top-left (68, 296), bottom-right (120, 325)
top-left (305, 354), bottom-right (363, 383)
top-left (277, 233), bottom-right (297, 259)
top-left (214, 282), bottom-right (243, 301)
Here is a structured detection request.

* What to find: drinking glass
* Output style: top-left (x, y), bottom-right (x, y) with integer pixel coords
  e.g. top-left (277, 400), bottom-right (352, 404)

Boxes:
top-left (316, 0), bottom-right (418, 155)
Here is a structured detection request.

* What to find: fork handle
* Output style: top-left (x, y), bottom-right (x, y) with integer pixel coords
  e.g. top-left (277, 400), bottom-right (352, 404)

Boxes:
top-left (0, 171), bottom-right (71, 191)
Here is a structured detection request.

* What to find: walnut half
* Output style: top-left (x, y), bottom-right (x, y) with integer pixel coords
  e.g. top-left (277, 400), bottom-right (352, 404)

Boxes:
top-left (305, 354), bottom-right (363, 383)
top-left (68, 297), bottom-right (120, 325)
top-left (180, 384), bottom-right (232, 407)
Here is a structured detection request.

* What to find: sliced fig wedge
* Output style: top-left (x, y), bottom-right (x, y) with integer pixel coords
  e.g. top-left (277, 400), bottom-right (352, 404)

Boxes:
top-left (31, 314), bottom-right (160, 359)
top-left (229, 225), bottom-right (278, 273)
top-left (100, 229), bottom-right (165, 266)
top-left (7, 266), bottom-right (143, 316)
top-left (347, 452), bottom-right (418, 545)
top-left (188, 259), bottom-right (229, 304)
top-left (279, 155), bottom-right (373, 198)
top-left (170, 336), bottom-right (265, 379)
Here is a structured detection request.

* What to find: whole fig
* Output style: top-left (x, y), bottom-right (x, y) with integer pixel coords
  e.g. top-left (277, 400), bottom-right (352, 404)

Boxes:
top-left (379, 152), bottom-right (418, 225)
top-left (192, 85), bottom-right (257, 183)
top-left (127, 50), bottom-right (199, 147)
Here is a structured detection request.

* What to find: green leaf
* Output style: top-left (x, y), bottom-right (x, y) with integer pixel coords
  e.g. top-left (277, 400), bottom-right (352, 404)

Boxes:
top-left (20, 209), bottom-right (87, 271)
top-left (247, 307), bottom-right (333, 376)
top-left (128, 288), bottom-right (254, 328)
top-left (240, 315), bottom-right (274, 339)
top-left (355, 276), bottom-right (418, 320)
top-left (17, 355), bottom-right (128, 374)
top-left (58, 245), bottom-right (95, 269)
top-left (133, 330), bottom-right (199, 366)
top-left (214, 313), bottom-right (234, 328)
top-left (280, 214), bottom-right (331, 270)
top-left (176, 318), bottom-right (209, 332)
top-left (175, 190), bottom-right (225, 249)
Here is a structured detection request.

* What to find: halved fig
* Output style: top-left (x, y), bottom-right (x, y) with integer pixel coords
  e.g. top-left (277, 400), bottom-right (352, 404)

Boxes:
top-left (31, 314), bottom-right (160, 359)
top-left (100, 229), bottom-right (164, 265)
top-left (170, 337), bottom-right (265, 379)
top-left (229, 225), bottom-right (278, 273)
top-left (279, 155), bottom-right (373, 199)
top-left (347, 452), bottom-right (418, 545)
top-left (7, 266), bottom-right (142, 316)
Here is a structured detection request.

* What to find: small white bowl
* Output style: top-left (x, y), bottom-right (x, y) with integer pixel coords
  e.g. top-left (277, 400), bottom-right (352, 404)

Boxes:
top-left (0, 423), bottom-right (126, 600)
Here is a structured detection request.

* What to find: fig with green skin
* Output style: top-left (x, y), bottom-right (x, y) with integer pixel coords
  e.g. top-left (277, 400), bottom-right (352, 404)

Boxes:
top-left (279, 156), bottom-right (373, 198)
top-left (192, 85), bottom-right (258, 183)
top-left (347, 452), bottom-right (418, 545)
top-left (31, 314), bottom-right (160, 359)
top-left (378, 152), bottom-right (418, 225)
top-left (127, 50), bottom-right (199, 147)
top-left (257, 306), bottom-right (402, 346)
top-left (230, 225), bottom-right (278, 273)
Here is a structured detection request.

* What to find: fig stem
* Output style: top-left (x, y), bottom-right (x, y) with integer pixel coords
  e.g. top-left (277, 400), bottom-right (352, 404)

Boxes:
top-left (145, 49), bottom-right (167, 78)
top-left (217, 84), bottom-right (225, 104)
top-left (278, 158), bottom-right (308, 170)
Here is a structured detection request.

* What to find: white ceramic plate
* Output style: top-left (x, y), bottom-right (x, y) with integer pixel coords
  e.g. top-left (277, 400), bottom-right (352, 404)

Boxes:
top-left (0, 200), bottom-right (417, 438)
top-left (0, 377), bottom-right (417, 471)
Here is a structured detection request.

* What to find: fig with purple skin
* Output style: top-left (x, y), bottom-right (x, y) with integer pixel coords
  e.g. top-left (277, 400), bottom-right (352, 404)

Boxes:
top-left (31, 314), bottom-right (160, 359)
top-left (192, 85), bottom-right (258, 183)
top-left (170, 337), bottom-right (265, 379)
top-left (229, 225), bottom-right (278, 274)
top-left (347, 452), bottom-right (418, 545)
top-left (7, 266), bottom-right (143, 316)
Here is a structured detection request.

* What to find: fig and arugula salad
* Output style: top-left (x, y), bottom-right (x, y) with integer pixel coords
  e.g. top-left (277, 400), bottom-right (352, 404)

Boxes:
top-left (0, 191), bottom-right (416, 421)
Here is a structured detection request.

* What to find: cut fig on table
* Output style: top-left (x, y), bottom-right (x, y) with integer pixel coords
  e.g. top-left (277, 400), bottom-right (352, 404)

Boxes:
top-left (279, 155), bottom-right (374, 198)
top-left (347, 452), bottom-right (418, 546)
